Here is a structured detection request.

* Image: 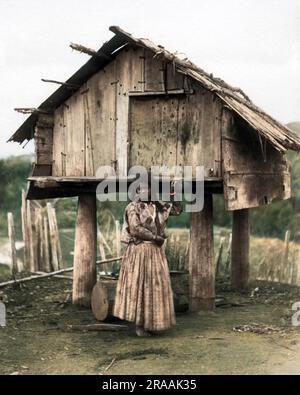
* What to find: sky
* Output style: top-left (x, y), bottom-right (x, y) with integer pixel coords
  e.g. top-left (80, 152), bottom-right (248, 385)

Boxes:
top-left (0, 0), bottom-right (299, 158)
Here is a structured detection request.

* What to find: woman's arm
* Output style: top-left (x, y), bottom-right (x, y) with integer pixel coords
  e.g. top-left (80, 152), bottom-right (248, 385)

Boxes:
top-left (169, 201), bottom-right (183, 216)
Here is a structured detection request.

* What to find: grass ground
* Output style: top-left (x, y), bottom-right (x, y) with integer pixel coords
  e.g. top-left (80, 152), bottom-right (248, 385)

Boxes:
top-left (0, 277), bottom-right (300, 375)
top-left (1, 228), bottom-right (300, 374)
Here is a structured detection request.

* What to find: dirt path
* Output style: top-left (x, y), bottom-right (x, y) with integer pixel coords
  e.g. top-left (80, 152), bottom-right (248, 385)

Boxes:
top-left (0, 278), bottom-right (299, 375)
top-left (269, 342), bottom-right (300, 374)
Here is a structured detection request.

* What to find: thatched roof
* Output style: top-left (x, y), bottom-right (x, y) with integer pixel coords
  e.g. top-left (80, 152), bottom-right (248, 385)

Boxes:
top-left (9, 26), bottom-right (300, 153)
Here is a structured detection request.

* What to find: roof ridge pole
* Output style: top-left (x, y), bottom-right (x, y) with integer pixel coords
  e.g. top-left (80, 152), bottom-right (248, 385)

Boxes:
top-left (14, 108), bottom-right (52, 115)
top-left (70, 42), bottom-right (98, 56)
top-left (69, 42), bottom-right (112, 61)
top-left (41, 79), bottom-right (80, 89)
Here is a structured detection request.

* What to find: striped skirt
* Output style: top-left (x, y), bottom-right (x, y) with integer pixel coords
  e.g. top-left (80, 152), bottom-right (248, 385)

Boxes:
top-left (113, 242), bottom-right (176, 331)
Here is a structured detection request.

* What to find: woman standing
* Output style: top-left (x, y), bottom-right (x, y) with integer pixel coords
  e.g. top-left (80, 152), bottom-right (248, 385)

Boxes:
top-left (113, 184), bottom-right (182, 336)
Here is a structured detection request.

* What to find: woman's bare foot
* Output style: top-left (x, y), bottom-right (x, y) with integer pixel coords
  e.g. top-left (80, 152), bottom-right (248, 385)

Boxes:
top-left (135, 325), bottom-right (151, 337)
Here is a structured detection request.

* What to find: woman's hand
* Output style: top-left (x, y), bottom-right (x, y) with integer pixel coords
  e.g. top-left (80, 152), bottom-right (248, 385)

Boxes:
top-left (154, 235), bottom-right (166, 247)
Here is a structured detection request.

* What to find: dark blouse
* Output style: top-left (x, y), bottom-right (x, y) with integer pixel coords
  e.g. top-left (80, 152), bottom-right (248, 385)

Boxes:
top-left (121, 200), bottom-right (182, 244)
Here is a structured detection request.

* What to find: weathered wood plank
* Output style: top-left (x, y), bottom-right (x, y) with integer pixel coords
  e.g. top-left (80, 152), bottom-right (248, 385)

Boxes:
top-left (222, 113), bottom-right (291, 210)
top-left (129, 96), bottom-right (179, 172)
top-left (52, 105), bottom-right (65, 176)
top-left (114, 47), bottom-right (144, 175)
top-left (144, 49), bottom-right (164, 91)
top-left (46, 203), bottom-right (59, 271)
top-left (34, 114), bottom-right (54, 166)
top-left (128, 89), bottom-right (189, 96)
top-left (189, 193), bottom-right (215, 311)
top-left (72, 194), bottom-right (97, 306)
top-left (177, 84), bottom-right (223, 178)
top-left (87, 61), bottom-right (116, 176)
top-left (165, 61), bottom-right (184, 91)
top-left (224, 172), bottom-right (290, 210)
top-left (64, 92), bottom-right (85, 176)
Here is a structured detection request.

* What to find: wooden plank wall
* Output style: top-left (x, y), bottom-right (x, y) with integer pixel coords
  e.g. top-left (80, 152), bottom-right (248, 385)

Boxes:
top-left (51, 46), bottom-right (222, 178)
top-left (129, 96), bottom-right (180, 172)
top-left (222, 111), bottom-right (291, 210)
top-left (52, 47), bottom-right (184, 177)
top-left (34, 114), bottom-right (54, 166)
top-left (177, 84), bottom-right (222, 178)
top-left (129, 83), bottom-right (223, 178)
top-left (52, 47), bottom-right (141, 177)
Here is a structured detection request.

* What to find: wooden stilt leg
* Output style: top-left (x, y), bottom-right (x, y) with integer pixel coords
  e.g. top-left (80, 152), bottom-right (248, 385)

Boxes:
top-left (231, 209), bottom-right (250, 291)
top-left (189, 193), bottom-right (215, 311)
top-left (72, 194), bottom-right (97, 306)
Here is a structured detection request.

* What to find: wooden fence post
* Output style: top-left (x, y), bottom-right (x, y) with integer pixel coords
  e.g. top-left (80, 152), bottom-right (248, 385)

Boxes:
top-left (292, 248), bottom-right (300, 285)
top-left (7, 212), bottom-right (18, 275)
top-left (34, 207), bottom-right (42, 273)
top-left (20, 195), bottom-right (62, 274)
top-left (47, 203), bottom-right (59, 271)
top-left (26, 200), bottom-right (36, 273)
top-left (72, 194), bottom-right (97, 306)
top-left (215, 236), bottom-right (225, 277)
top-left (98, 229), bottom-right (106, 274)
top-left (224, 233), bottom-right (232, 275)
top-left (52, 205), bottom-right (62, 267)
top-left (43, 216), bottom-right (51, 273)
top-left (281, 230), bottom-right (291, 283)
top-left (114, 220), bottom-right (121, 273)
top-left (98, 230), bottom-right (106, 261)
top-left (21, 190), bottom-right (30, 270)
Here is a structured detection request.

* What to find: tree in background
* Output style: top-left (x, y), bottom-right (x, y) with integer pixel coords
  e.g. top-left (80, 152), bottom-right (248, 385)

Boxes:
top-left (0, 155), bottom-right (32, 238)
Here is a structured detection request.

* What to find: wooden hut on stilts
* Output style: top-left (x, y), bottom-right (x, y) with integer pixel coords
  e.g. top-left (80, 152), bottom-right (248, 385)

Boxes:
top-left (8, 26), bottom-right (300, 311)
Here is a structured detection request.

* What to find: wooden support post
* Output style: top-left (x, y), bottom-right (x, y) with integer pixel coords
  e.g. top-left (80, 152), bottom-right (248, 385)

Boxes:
top-left (189, 193), bottom-right (215, 311)
top-left (72, 194), bottom-right (97, 306)
top-left (7, 212), bottom-right (18, 275)
top-left (231, 209), bottom-right (250, 291)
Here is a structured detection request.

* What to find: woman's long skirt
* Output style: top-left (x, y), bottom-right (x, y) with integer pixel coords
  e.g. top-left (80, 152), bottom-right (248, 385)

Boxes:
top-left (113, 242), bottom-right (176, 331)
